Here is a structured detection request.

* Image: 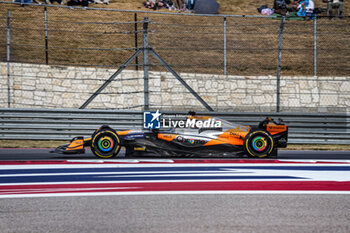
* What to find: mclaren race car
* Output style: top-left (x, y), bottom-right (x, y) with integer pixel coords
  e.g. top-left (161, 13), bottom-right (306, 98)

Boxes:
top-left (55, 114), bottom-right (288, 159)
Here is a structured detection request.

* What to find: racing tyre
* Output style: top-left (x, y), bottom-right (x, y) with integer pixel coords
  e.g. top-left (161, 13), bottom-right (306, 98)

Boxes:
top-left (91, 128), bottom-right (121, 159)
top-left (244, 130), bottom-right (274, 158)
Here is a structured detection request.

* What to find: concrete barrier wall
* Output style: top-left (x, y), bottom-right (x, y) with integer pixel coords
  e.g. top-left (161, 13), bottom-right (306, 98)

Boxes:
top-left (1, 62), bottom-right (349, 111)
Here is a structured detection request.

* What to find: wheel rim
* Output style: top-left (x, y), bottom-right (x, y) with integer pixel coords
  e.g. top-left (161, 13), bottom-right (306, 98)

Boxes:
top-left (92, 130), bottom-right (120, 158)
top-left (97, 136), bottom-right (114, 152)
top-left (251, 136), bottom-right (268, 152)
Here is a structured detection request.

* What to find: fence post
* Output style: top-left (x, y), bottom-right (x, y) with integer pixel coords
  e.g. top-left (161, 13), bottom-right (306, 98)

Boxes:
top-left (143, 17), bottom-right (149, 110)
top-left (223, 16), bottom-right (227, 75)
top-left (6, 11), bottom-right (11, 108)
top-left (276, 16), bottom-right (285, 112)
top-left (79, 50), bottom-right (142, 109)
top-left (314, 15), bottom-right (317, 77)
top-left (134, 13), bottom-right (138, 71)
top-left (44, 6), bottom-right (49, 65)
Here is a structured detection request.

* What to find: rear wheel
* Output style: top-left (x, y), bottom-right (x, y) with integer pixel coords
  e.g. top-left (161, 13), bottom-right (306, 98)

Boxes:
top-left (91, 128), bottom-right (121, 159)
top-left (244, 130), bottom-right (274, 158)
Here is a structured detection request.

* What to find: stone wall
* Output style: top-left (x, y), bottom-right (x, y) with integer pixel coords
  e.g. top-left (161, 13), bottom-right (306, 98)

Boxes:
top-left (1, 62), bottom-right (349, 112)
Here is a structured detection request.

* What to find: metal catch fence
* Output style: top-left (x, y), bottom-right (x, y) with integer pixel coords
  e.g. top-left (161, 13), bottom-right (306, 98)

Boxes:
top-left (0, 2), bottom-right (350, 113)
top-left (0, 2), bottom-right (349, 76)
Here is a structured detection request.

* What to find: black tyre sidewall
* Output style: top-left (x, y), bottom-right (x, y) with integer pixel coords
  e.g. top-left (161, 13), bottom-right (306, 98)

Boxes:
top-left (244, 130), bottom-right (274, 158)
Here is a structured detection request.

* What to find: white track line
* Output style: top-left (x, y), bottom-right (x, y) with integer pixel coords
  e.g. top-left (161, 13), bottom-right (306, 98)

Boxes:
top-left (1, 190), bottom-right (350, 198)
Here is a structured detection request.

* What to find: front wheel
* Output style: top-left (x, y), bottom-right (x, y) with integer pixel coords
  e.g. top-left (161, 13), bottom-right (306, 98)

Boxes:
top-left (244, 130), bottom-right (274, 158)
top-left (91, 129), bottom-right (121, 159)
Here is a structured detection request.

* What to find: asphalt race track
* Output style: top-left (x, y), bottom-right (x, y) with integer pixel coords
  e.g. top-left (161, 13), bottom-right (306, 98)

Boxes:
top-left (2, 195), bottom-right (350, 233)
top-left (1, 149), bottom-right (350, 233)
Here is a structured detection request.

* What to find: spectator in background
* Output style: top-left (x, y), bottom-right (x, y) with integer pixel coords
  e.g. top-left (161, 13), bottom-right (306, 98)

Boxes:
top-left (273, 0), bottom-right (291, 16)
top-left (186, 0), bottom-right (196, 10)
top-left (296, 0), bottom-right (309, 16)
top-left (142, 0), bottom-right (189, 11)
top-left (14, 0), bottom-right (42, 6)
top-left (143, 0), bottom-right (166, 10)
top-left (173, 0), bottom-right (185, 10)
top-left (49, 0), bottom-right (64, 4)
top-left (305, 0), bottom-right (315, 16)
top-left (144, 0), bottom-right (156, 9)
top-left (93, 0), bottom-right (109, 4)
top-left (326, 0), bottom-right (343, 19)
top-left (67, 0), bottom-right (88, 6)
top-left (292, 0), bottom-right (300, 11)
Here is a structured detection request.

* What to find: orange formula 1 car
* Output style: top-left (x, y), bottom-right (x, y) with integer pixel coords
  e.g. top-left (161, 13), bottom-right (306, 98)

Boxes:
top-left (55, 115), bottom-right (288, 159)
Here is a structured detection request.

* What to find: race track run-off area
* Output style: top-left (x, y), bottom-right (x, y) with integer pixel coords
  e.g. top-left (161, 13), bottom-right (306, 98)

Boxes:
top-left (0, 159), bottom-right (350, 198)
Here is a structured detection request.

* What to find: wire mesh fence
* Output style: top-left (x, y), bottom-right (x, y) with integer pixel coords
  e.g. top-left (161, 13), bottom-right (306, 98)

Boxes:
top-left (0, 4), bottom-right (140, 68)
top-left (1, 2), bottom-right (350, 75)
top-left (0, 2), bottom-right (349, 112)
top-left (316, 20), bottom-right (350, 76)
